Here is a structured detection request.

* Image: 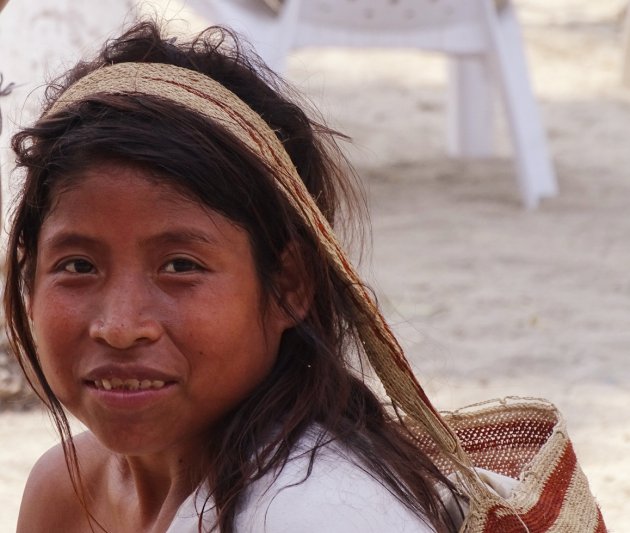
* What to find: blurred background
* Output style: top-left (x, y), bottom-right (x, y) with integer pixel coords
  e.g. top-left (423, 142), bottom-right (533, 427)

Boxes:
top-left (1, 1), bottom-right (629, 530)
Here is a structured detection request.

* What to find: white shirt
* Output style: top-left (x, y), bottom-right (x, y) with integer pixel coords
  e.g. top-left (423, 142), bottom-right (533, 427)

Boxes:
top-left (166, 432), bottom-right (438, 533)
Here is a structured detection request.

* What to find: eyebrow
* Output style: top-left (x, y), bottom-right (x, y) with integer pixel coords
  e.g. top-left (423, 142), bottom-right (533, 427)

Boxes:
top-left (40, 232), bottom-right (103, 252)
top-left (40, 229), bottom-right (220, 252)
top-left (142, 229), bottom-right (220, 248)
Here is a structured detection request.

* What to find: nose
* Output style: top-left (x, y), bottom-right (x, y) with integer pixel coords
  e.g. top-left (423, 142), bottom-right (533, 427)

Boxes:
top-left (89, 275), bottom-right (162, 349)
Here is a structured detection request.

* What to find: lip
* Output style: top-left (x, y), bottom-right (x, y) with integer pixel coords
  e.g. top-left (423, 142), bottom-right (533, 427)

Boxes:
top-left (84, 381), bottom-right (177, 411)
top-left (84, 364), bottom-right (178, 383)
top-left (82, 364), bottom-right (178, 411)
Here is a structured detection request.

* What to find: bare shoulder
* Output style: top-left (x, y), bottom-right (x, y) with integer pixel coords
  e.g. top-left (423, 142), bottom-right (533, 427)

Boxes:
top-left (17, 431), bottom-right (109, 533)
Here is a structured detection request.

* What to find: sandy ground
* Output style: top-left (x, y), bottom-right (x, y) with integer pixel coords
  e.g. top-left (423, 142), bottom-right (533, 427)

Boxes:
top-left (1, 0), bottom-right (629, 531)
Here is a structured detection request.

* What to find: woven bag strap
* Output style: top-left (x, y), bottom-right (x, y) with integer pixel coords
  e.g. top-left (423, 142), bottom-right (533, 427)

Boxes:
top-left (46, 61), bottom-right (473, 469)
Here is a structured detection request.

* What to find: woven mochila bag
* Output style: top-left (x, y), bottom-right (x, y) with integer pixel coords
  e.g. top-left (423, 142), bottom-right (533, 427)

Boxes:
top-left (408, 398), bottom-right (606, 532)
top-left (47, 62), bottom-right (607, 533)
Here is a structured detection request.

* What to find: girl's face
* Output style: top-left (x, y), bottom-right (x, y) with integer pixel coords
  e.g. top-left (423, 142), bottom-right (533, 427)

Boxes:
top-left (30, 162), bottom-right (291, 457)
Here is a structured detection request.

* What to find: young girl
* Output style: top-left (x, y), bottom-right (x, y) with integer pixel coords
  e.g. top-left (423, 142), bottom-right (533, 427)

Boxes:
top-left (5, 21), bottom-right (464, 532)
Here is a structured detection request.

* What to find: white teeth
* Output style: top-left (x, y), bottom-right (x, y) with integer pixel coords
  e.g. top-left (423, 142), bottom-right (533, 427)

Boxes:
top-left (95, 378), bottom-right (167, 391)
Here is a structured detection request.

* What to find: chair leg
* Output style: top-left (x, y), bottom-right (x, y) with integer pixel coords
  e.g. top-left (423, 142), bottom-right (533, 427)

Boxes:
top-left (447, 54), bottom-right (495, 158)
top-left (482, 0), bottom-right (557, 208)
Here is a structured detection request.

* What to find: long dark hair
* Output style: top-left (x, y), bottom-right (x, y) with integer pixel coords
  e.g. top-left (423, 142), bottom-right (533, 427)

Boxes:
top-left (4, 20), bottom-right (459, 533)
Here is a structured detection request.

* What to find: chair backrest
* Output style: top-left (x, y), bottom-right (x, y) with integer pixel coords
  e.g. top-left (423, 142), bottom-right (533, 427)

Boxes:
top-left (300, 0), bottom-right (482, 32)
top-left (290, 0), bottom-right (489, 54)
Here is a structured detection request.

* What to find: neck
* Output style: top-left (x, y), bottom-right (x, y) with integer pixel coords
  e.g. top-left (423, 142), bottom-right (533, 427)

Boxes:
top-left (108, 444), bottom-right (207, 530)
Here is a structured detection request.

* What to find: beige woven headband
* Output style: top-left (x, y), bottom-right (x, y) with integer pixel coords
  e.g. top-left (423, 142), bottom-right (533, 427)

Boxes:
top-left (46, 62), bottom-right (467, 466)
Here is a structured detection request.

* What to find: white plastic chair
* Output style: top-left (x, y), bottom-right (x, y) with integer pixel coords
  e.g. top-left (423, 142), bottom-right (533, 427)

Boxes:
top-left (202, 0), bottom-right (557, 208)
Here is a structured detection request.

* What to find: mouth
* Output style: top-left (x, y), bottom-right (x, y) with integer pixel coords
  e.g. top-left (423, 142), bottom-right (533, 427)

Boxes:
top-left (89, 378), bottom-right (170, 391)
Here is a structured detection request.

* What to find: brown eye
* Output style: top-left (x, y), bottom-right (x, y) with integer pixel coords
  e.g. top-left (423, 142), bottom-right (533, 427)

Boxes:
top-left (163, 258), bottom-right (201, 273)
top-left (63, 259), bottom-right (95, 274)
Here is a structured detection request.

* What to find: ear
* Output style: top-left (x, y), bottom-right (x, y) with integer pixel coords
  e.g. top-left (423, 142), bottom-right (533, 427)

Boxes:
top-left (271, 241), bottom-right (314, 329)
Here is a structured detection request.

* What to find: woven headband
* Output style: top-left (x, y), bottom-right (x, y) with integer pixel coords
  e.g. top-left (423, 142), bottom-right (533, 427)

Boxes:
top-left (46, 62), bottom-right (469, 470)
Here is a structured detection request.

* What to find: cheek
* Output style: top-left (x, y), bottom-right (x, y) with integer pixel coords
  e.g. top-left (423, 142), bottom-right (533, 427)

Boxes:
top-left (32, 295), bottom-right (82, 350)
top-left (30, 293), bottom-right (85, 397)
top-left (183, 308), bottom-right (282, 396)
top-left (32, 343), bottom-right (75, 406)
